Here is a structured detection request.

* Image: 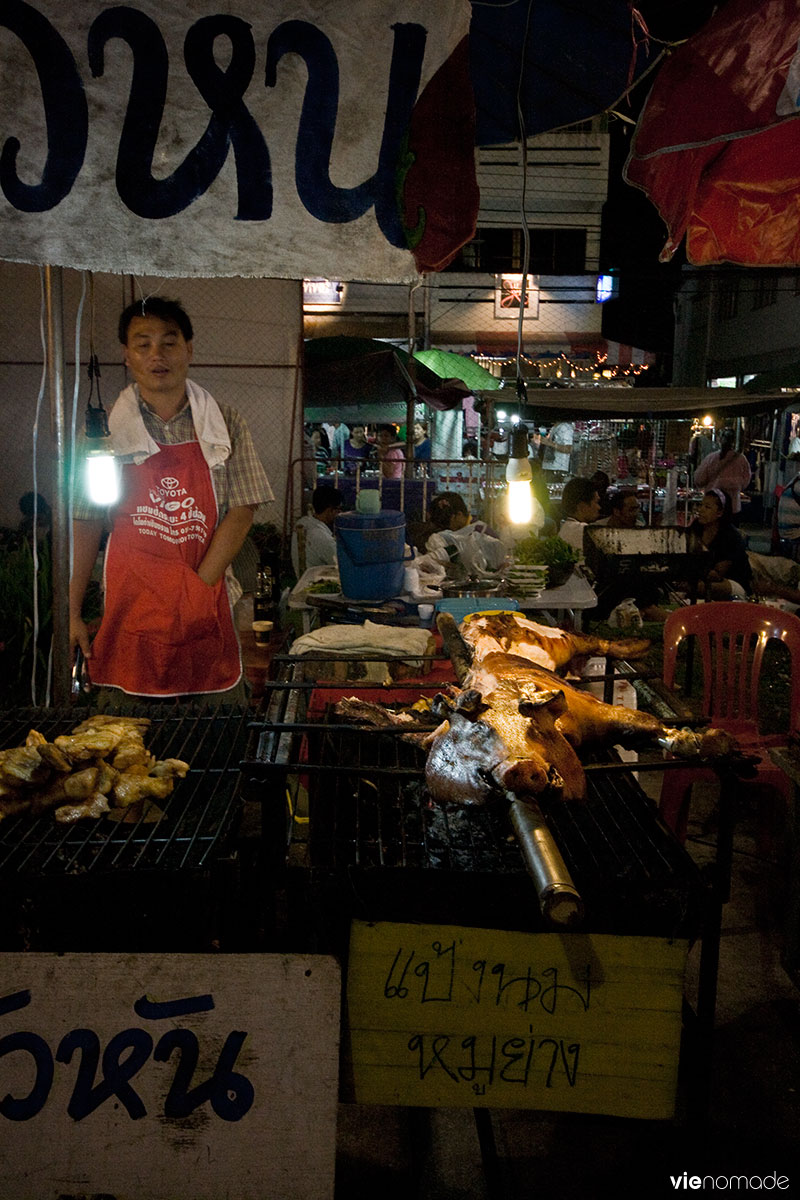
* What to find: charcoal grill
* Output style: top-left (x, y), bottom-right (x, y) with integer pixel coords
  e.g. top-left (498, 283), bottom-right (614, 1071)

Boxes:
top-left (244, 656), bottom-right (709, 955)
top-left (0, 704), bottom-right (252, 951)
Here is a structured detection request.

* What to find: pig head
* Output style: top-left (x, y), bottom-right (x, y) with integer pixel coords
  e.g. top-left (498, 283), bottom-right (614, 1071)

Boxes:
top-left (424, 663), bottom-right (588, 807)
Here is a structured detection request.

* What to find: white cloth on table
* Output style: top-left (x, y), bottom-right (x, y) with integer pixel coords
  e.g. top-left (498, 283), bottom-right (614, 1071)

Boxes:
top-left (290, 621), bottom-right (432, 667)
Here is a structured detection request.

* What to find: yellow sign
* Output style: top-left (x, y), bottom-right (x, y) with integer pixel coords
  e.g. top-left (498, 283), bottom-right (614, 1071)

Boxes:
top-left (346, 921), bottom-right (688, 1119)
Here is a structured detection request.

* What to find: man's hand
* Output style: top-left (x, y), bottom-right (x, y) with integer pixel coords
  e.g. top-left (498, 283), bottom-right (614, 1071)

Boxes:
top-left (70, 615), bottom-right (92, 658)
top-left (195, 505), bottom-right (255, 586)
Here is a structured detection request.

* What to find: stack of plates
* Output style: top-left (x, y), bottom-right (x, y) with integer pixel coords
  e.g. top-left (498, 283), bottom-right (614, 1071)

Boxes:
top-left (505, 564), bottom-right (549, 596)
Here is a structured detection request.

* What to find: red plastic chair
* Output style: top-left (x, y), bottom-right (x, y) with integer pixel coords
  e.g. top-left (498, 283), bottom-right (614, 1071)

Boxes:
top-left (658, 602), bottom-right (800, 843)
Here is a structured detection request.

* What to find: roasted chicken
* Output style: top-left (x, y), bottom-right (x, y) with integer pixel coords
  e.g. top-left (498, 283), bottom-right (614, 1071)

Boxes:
top-left (0, 716), bottom-right (190, 824)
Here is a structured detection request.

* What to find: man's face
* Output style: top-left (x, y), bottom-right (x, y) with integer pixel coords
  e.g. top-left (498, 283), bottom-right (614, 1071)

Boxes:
top-left (578, 491), bottom-right (601, 523)
top-left (614, 496), bottom-right (640, 528)
top-left (320, 505), bottom-right (341, 527)
top-left (124, 315), bottom-right (192, 398)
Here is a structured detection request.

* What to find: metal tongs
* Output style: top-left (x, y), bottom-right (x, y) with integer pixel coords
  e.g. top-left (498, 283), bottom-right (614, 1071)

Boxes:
top-left (71, 648), bottom-right (92, 698)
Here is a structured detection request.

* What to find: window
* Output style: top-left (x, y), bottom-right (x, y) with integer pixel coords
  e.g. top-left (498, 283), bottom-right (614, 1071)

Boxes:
top-left (445, 228), bottom-right (586, 274)
top-left (529, 229), bottom-right (586, 274)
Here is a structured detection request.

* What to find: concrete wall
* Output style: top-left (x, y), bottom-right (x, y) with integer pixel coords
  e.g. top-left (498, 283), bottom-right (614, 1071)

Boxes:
top-left (0, 264), bottom-right (302, 532)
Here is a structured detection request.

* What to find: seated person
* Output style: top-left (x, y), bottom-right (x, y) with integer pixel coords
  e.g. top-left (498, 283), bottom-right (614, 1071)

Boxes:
top-left (589, 490), bottom-right (668, 623)
top-left (308, 425), bottom-right (331, 475)
top-left (376, 423), bottom-right (405, 479)
top-left (558, 477), bottom-right (601, 554)
top-left (425, 492), bottom-right (505, 572)
top-left (291, 484), bottom-right (344, 576)
top-left (686, 488), bottom-right (752, 599)
top-left (595, 488), bottom-right (642, 530)
top-left (590, 470), bottom-right (612, 518)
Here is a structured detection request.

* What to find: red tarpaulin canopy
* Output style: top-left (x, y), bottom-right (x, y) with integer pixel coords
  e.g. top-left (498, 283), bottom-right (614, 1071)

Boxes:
top-left (624, 0), bottom-right (800, 266)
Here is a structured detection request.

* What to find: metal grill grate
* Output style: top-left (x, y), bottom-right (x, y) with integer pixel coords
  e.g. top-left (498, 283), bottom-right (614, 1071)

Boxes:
top-left (0, 705), bottom-right (252, 876)
top-left (247, 668), bottom-right (707, 939)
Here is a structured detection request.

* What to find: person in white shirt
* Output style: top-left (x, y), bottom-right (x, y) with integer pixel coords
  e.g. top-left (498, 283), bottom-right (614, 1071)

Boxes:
top-left (323, 421), bottom-right (350, 460)
top-left (291, 484), bottom-right (344, 576)
top-left (558, 477), bottom-right (601, 554)
top-left (541, 420), bottom-right (574, 475)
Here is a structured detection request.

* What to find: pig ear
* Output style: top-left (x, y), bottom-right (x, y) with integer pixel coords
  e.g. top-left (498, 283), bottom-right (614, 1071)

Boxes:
top-left (518, 689), bottom-right (567, 717)
top-left (454, 688), bottom-right (485, 716)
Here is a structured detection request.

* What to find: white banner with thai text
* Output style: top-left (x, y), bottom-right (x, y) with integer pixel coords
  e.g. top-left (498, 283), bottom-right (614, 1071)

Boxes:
top-left (0, 0), bottom-right (477, 281)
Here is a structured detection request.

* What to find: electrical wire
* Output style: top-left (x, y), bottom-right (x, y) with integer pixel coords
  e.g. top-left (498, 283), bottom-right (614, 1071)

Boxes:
top-left (514, 0), bottom-right (535, 408)
top-left (30, 269), bottom-right (48, 706)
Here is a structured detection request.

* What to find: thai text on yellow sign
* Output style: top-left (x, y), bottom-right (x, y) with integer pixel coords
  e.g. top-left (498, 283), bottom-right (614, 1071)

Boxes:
top-left (346, 921), bottom-right (688, 1119)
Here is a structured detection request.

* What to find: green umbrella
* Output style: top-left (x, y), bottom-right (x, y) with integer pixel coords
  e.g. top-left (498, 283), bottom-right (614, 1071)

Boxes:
top-left (413, 348), bottom-right (503, 391)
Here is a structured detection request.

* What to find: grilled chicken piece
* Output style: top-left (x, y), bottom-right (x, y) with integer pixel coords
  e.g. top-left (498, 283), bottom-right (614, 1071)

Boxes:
top-left (112, 772), bottom-right (175, 808)
top-left (54, 720), bottom-right (152, 763)
top-left (425, 651), bottom-right (738, 805)
top-left (110, 738), bottom-right (153, 772)
top-left (55, 792), bottom-right (111, 823)
top-left (0, 745), bottom-right (50, 785)
top-left (149, 758), bottom-right (190, 779)
top-left (460, 611), bottom-right (651, 674)
top-left (70, 715), bottom-right (151, 733)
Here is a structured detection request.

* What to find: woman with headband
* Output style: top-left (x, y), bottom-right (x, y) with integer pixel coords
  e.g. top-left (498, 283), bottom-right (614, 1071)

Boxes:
top-left (686, 488), bottom-right (752, 599)
top-left (692, 428), bottom-right (752, 524)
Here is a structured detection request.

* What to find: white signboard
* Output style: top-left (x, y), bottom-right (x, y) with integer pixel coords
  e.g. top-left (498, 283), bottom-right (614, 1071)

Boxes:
top-left (0, 0), bottom-right (476, 281)
top-left (0, 953), bottom-right (341, 1200)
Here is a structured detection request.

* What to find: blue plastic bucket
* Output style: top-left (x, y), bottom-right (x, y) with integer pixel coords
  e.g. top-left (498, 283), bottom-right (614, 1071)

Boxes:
top-left (335, 511), bottom-right (407, 601)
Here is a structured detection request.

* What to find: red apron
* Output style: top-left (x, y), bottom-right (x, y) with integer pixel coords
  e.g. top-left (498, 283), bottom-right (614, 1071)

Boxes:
top-left (90, 440), bottom-right (242, 697)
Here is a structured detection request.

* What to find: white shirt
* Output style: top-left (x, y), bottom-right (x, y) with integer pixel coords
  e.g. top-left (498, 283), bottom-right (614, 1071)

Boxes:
top-left (291, 514), bottom-right (336, 576)
top-left (323, 423), bottom-right (350, 458)
top-left (543, 421), bottom-right (574, 473)
top-left (558, 517), bottom-right (586, 554)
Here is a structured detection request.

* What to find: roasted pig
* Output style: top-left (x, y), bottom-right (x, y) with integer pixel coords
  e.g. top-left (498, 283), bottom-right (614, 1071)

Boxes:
top-left (460, 611), bottom-right (651, 673)
top-left (424, 651), bottom-right (736, 805)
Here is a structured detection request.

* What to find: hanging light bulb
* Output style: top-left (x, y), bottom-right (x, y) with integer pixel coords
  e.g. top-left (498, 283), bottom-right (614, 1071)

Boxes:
top-left (84, 355), bottom-right (120, 506)
top-left (506, 423), bottom-right (533, 525)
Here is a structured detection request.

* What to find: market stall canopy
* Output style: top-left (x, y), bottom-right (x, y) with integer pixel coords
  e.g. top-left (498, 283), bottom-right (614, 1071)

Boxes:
top-left (413, 348), bottom-right (502, 391)
top-left (303, 337), bottom-right (469, 419)
top-left (475, 386), bottom-right (792, 422)
top-left (624, 0), bottom-right (800, 266)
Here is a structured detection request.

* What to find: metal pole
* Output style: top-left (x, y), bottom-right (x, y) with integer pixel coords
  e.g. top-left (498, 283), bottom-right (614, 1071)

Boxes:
top-left (44, 265), bottom-right (71, 706)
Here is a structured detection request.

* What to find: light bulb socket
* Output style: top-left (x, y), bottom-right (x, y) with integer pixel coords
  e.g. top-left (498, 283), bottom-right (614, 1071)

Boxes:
top-left (509, 424), bottom-right (529, 460)
top-left (86, 405), bottom-right (110, 440)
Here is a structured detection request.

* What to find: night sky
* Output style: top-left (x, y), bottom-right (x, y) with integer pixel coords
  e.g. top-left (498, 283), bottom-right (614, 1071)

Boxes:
top-left (599, 0), bottom-right (727, 369)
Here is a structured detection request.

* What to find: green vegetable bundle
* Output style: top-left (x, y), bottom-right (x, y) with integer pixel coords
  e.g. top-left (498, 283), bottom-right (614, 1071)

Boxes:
top-left (513, 534), bottom-right (579, 569)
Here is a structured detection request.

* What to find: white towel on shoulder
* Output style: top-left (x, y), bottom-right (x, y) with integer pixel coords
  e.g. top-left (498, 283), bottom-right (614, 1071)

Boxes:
top-left (108, 379), bottom-right (231, 469)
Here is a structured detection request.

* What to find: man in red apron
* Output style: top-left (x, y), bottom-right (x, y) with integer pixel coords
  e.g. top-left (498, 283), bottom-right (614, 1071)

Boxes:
top-left (69, 297), bottom-right (273, 702)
